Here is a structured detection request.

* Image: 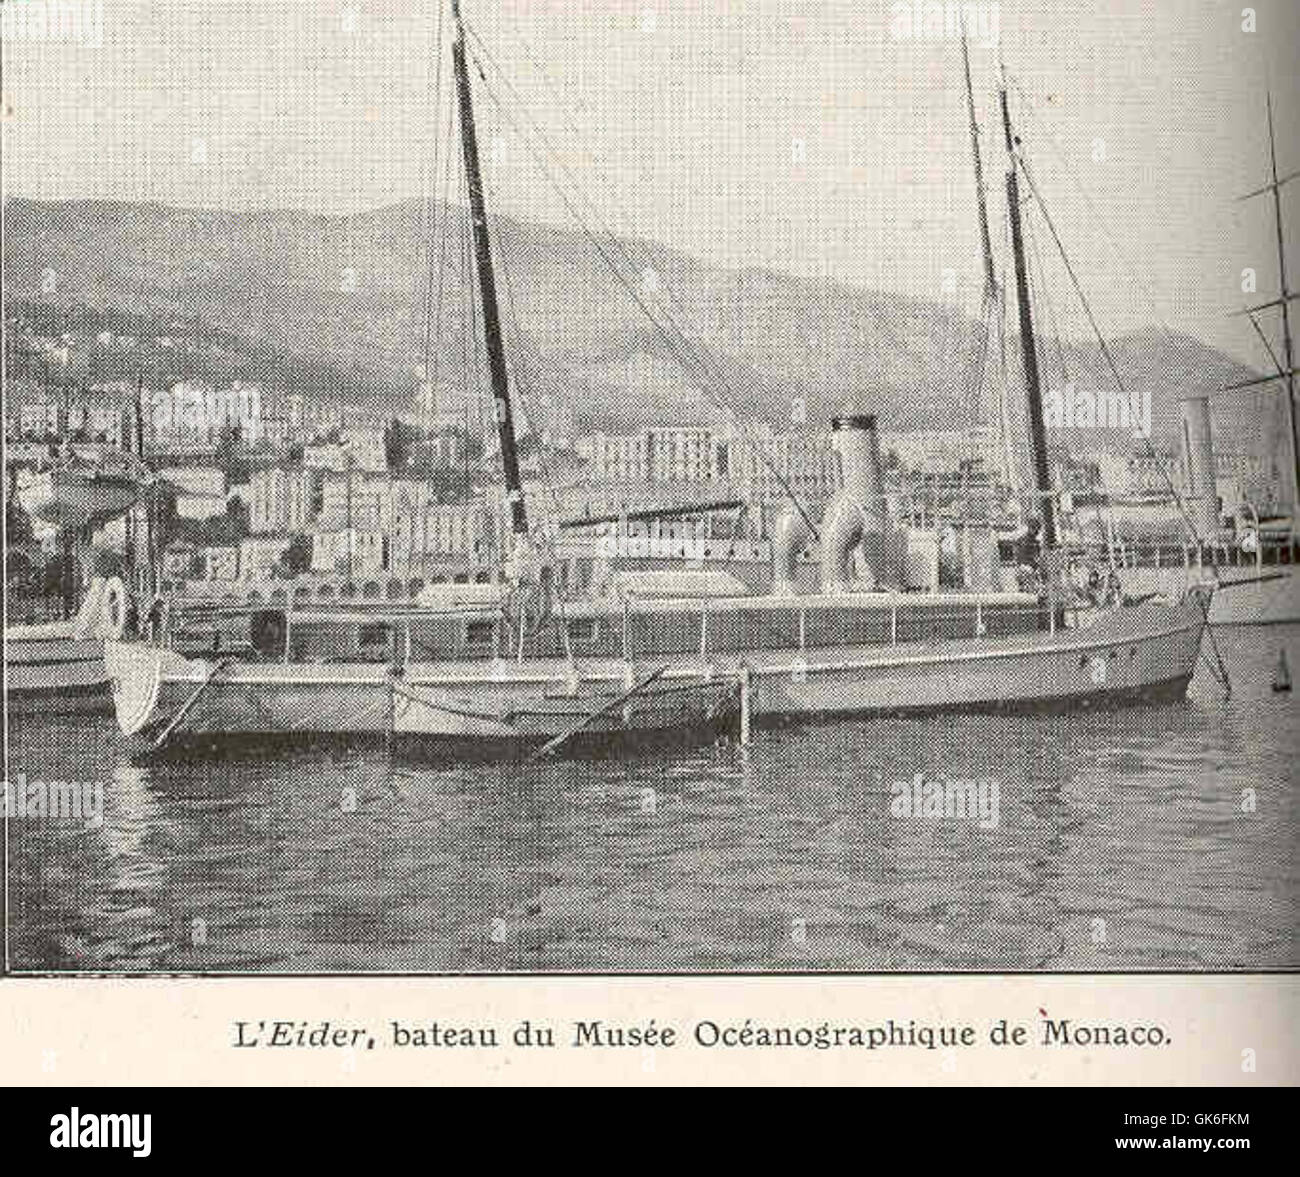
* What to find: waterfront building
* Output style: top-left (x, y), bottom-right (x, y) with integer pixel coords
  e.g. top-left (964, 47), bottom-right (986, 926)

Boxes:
top-left (726, 425), bottom-right (841, 504)
top-left (201, 545), bottom-right (240, 581)
top-left (311, 528), bottom-right (386, 576)
top-left (880, 427), bottom-right (1004, 476)
top-left (248, 464), bottom-right (322, 534)
top-left (18, 400), bottom-right (61, 438)
top-left (238, 535), bottom-right (294, 580)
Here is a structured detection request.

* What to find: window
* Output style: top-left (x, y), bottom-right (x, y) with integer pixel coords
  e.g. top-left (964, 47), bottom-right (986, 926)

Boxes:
top-left (358, 623), bottom-right (390, 650)
top-left (465, 619), bottom-right (495, 647)
top-left (567, 618), bottom-right (599, 644)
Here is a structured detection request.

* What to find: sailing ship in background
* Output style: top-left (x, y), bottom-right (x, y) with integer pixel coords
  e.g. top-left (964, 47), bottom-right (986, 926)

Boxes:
top-left (1205, 89), bottom-right (1300, 625)
top-left (1090, 90), bottom-right (1300, 626)
top-left (103, 3), bottom-right (1216, 755)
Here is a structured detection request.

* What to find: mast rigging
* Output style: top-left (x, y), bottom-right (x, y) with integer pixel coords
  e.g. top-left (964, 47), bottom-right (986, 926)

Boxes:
top-left (450, 0), bottom-right (528, 538)
top-left (961, 27), bottom-right (1018, 495)
top-left (998, 68), bottom-right (1057, 551)
top-left (1264, 89), bottom-right (1299, 511)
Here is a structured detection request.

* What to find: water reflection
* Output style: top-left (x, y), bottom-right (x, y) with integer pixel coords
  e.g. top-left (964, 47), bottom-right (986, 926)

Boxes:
top-left (7, 625), bottom-right (1297, 972)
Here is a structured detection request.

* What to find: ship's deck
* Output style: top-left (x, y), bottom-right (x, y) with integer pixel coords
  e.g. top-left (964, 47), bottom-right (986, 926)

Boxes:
top-left (146, 597), bottom-right (1202, 685)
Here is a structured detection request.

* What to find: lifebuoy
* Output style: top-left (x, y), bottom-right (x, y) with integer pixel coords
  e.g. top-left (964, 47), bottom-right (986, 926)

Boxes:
top-left (101, 577), bottom-right (128, 640)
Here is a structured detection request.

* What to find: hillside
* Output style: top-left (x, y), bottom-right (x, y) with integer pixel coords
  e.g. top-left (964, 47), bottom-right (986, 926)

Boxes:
top-left (3, 197), bottom-right (1273, 450)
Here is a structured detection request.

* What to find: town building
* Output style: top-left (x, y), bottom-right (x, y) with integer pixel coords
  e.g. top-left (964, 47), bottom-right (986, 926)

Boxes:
top-left (580, 425), bottom-right (726, 485)
top-left (162, 542), bottom-right (200, 580)
top-left (725, 426), bottom-right (841, 504)
top-left (318, 471), bottom-right (392, 532)
top-left (248, 464), bottom-right (322, 534)
top-left (583, 431), bottom-right (651, 483)
top-left (647, 426), bottom-right (722, 482)
top-left (18, 400), bottom-right (61, 438)
top-left (259, 414), bottom-right (291, 449)
top-left (201, 546), bottom-right (241, 581)
top-left (303, 424), bottom-right (387, 475)
top-left (238, 535), bottom-right (294, 580)
top-left (149, 380), bottom-right (262, 449)
top-left (66, 402), bottom-right (131, 447)
top-left (880, 427), bottom-right (1004, 476)
top-left (311, 528), bottom-right (387, 576)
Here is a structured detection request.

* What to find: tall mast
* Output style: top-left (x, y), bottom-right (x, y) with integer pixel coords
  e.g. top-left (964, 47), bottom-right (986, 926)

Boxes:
top-left (998, 65), bottom-right (1056, 550)
top-left (962, 28), bottom-right (1017, 494)
top-left (962, 29), bottom-right (997, 298)
top-left (450, 0), bottom-right (528, 538)
top-left (1265, 90), bottom-right (1300, 510)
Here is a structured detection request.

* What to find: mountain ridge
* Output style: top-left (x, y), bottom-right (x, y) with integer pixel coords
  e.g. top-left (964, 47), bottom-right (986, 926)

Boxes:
top-left (3, 196), bottom-right (1277, 453)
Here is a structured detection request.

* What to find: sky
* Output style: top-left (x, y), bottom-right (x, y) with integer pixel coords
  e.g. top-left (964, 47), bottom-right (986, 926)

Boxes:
top-left (2, 0), bottom-right (1298, 369)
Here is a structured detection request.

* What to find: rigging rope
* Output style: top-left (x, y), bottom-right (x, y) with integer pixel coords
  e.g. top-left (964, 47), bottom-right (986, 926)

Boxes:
top-left (1006, 87), bottom-right (1232, 693)
top-left (482, 162), bottom-right (566, 522)
top-left (462, 19), bottom-right (823, 540)
top-left (418, 0), bottom-right (448, 404)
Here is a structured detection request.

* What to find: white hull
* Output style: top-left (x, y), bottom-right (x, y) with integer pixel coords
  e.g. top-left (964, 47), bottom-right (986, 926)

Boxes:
top-left (1118, 566), bottom-right (1300, 626)
top-left (104, 596), bottom-right (1208, 752)
top-left (5, 626), bottom-right (111, 714)
top-left (4, 577), bottom-right (125, 713)
top-left (105, 647), bottom-right (740, 751)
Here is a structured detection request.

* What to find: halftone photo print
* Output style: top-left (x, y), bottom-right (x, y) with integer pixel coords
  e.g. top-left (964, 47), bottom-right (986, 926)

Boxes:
top-left (3, 1), bottom-right (1296, 1004)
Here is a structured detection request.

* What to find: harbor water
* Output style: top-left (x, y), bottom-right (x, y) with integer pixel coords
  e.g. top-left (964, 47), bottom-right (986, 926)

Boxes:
top-left (6, 623), bottom-right (1297, 973)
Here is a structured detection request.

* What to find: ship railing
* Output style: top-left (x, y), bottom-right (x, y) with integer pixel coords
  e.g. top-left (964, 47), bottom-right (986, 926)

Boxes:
top-left (154, 593), bottom-right (1071, 664)
top-left (1073, 536), bottom-right (1296, 571)
top-left (612, 595), bottom-right (1055, 663)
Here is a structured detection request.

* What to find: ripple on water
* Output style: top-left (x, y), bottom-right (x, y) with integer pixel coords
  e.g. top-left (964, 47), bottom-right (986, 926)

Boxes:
top-left (6, 625), bottom-right (1299, 971)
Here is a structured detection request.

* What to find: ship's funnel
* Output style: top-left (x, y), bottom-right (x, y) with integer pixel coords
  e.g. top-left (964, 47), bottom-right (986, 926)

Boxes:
top-left (821, 411), bottom-right (892, 591)
top-left (1179, 392), bottom-right (1217, 540)
top-left (831, 411), bottom-right (884, 510)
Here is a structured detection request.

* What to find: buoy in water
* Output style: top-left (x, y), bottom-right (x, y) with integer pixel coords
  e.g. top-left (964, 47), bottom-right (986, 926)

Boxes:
top-left (1272, 650), bottom-right (1292, 693)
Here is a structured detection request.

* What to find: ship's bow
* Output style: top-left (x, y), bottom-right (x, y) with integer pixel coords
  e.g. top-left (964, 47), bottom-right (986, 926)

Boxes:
top-left (104, 640), bottom-right (165, 737)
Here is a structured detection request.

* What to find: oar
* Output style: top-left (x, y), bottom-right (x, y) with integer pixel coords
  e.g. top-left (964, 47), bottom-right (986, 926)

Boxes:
top-left (525, 665), bottom-right (668, 764)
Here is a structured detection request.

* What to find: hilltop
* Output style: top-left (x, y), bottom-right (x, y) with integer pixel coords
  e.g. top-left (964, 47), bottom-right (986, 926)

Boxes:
top-left (3, 197), bottom-right (1275, 452)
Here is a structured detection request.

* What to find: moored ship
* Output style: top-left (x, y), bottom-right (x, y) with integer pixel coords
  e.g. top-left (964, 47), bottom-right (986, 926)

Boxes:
top-left (103, 5), bottom-right (1216, 756)
top-left (6, 577), bottom-right (128, 714)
